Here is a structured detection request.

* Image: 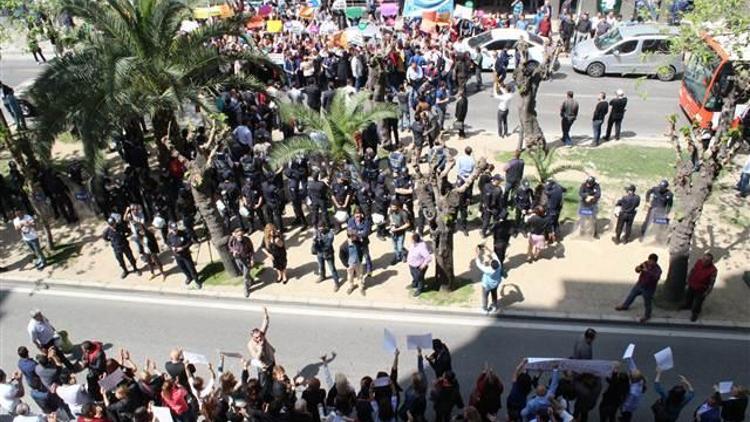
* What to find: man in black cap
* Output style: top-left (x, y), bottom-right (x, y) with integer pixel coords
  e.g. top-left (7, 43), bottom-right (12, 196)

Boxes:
top-left (578, 176), bottom-right (601, 237)
top-left (103, 217), bottom-right (141, 279)
top-left (218, 174), bottom-right (241, 230)
top-left (544, 179), bottom-right (565, 243)
top-left (166, 222), bottom-right (201, 288)
top-left (241, 177), bottom-right (265, 232)
top-left (481, 175), bottom-right (505, 237)
top-left (513, 179), bottom-right (534, 234)
top-left (261, 172), bottom-right (284, 233)
top-left (641, 179), bottom-right (673, 237)
top-left (284, 155), bottom-right (309, 229)
top-left (613, 184), bottom-right (640, 244)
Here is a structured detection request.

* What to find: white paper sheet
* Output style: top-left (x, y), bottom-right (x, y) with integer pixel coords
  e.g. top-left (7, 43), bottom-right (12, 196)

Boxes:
top-left (718, 381), bottom-right (734, 394)
top-left (152, 405), bottom-right (174, 422)
top-left (623, 343), bottom-right (636, 359)
top-left (383, 328), bottom-right (397, 353)
top-left (182, 351), bottom-right (209, 365)
top-left (654, 347), bottom-right (674, 371)
top-left (98, 368), bottom-right (125, 391)
top-left (220, 351), bottom-right (244, 359)
top-left (406, 334), bottom-right (433, 350)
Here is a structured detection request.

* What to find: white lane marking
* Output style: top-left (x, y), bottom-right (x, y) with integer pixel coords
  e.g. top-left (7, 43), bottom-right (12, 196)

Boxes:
top-left (5, 286), bottom-right (748, 341)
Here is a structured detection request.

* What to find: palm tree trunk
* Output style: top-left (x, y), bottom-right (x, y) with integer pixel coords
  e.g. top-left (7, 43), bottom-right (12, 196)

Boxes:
top-left (190, 185), bottom-right (240, 278)
top-left (152, 108), bottom-right (181, 165)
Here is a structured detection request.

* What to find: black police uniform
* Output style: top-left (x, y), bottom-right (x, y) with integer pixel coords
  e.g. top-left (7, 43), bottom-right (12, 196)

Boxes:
top-left (578, 181), bottom-right (601, 235)
top-left (41, 168), bottom-right (78, 223)
top-left (219, 179), bottom-right (242, 230)
top-left (331, 180), bottom-right (352, 214)
top-left (103, 223), bottom-right (139, 274)
top-left (355, 183), bottom-right (373, 219)
top-left (362, 156), bottom-right (380, 192)
top-left (241, 180), bottom-right (266, 231)
top-left (456, 179), bottom-right (470, 233)
top-left (261, 179), bottom-right (284, 232)
top-left (614, 192), bottom-right (641, 243)
top-left (307, 179), bottom-right (331, 228)
top-left (284, 161), bottom-right (308, 227)
top-left (167, 229), bottom-right (200, 285)
top-left (544, 182), bottom-right (565, 238)
top-left (492, 219), bottom-right (513, 264)
top-left (394, 172), bottom-right (415, 225)
top-left (641, 186), bottom-right (673, 236)
top-left (373, 179), bottom-right (391, 238)
top-left (481, 183), bottom-right (506, 236)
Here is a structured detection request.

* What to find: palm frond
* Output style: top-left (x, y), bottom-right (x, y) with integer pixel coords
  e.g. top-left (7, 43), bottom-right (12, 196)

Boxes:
top-left (269, 136), bottom-right (330, 169)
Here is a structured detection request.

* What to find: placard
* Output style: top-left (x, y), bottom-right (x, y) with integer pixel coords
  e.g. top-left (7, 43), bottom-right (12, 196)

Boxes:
top-left (406, 333), bottom-right (433, 350)
top-left (383, 328), bottom-right (397, 353)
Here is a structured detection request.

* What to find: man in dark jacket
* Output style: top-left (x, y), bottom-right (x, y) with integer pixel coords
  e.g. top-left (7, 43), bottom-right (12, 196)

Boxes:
top-left (560, 91), bottom-right (579, 146)
top-left (592, 92), bottom-right (609, 146)
top-left (228, 228), bottom-right (255, 297)
top-left (613, 184), bottom-right (640, 244)
top-left (544, 179), bottom-right (565, 243)
top-left (103, 217), bottom-right (141, 279)
top-left (454, 90), bottom-right (468, 139)
top-left (603, 89), bottom-right (627, 141)
top-left (313, 223), bottom-right (341, 290)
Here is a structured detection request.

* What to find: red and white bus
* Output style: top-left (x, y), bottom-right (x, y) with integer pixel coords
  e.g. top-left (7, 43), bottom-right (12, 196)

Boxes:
top-left (679, 33), bottom-right (749, 131)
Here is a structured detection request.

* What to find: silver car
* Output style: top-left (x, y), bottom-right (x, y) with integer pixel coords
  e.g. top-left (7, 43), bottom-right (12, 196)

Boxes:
top-left (571, 23), bottom-right (683, 81)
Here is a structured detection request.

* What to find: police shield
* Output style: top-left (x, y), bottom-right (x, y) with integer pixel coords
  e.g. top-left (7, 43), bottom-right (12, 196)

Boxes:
top-left (576, 204), bottom-right (597, 237)
top-left (644, 207), bottom-right (670, 243)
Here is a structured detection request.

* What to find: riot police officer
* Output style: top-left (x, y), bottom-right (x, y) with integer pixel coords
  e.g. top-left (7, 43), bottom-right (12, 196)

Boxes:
top-left (218, 175), bottom-right (242, 230)
top-left (261, 172), bottom-right (284, 233)
top-left (7, 161), bottom-right (33, 215)
top-left (241, 177), bottom-right (265, 231)
top-left (614, 184), bottom-right (641, 244)
top-left (481, 175), bottom-right (506, 237)
top-left (355, 181), bottom-right (373, 219)
top-left (513, 179), bottom-right (534, 233)
top-left (166, 221), bottom-right (201, 288)
top-left (393, 169), bottom-right (415, 225)
top-left (362, 148), bottom-right (380, 192)
top-left (641, 179), bottom-right (673, 237)
top-left (331, 173), bottom-right (353, 227)
top-left (284, 156), bottom-right (308, 229)
top-left (307, 169), bottom-right (331, 228)
top-left (578, 176), bottom-right (601, 237)
top-left (103, 217), bottom-right (141, 279)
top-left (39, 167), bottom-right (78, 224)
top-left (373, 174), bottom-right (391, 239)
top-left (544, 179), bottom-right (565, 244)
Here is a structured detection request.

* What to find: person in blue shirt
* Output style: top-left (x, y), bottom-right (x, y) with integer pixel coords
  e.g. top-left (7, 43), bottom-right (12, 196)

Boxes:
top-left (619, 358), bottom-right (646, 421)
top-left (512, 0), bottom-right (524, 17)
top-left (434, 82), bottom-right (449, 130)
top-left (520, 367), bottom-right (560, 420)
top-left (474, 246), bottom-right (503, 313)
top-left (347, 208), bottom-right (373, 277)
top-left (653, 369), bottom-right (694, 422)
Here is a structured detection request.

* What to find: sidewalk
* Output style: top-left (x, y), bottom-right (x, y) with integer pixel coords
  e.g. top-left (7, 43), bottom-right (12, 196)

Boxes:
top-left (1, 134), bottom-right (748, 330)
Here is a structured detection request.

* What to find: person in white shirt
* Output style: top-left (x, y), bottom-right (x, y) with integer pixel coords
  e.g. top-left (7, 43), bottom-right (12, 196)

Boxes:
top-left (406, 62), bottom-right (423, 88)
top-left (494, 84), bottom-right (514, 137)
top-left (11, 403), bottom-right (44, 422)
top-left (27, 310), bottom-right (58, 351)
top-left (0, 369), bottom-right (24, 415)
top-left (55, 373), bottom-right (92, 416)
top-left (12, 210), bottom-right (46, 269)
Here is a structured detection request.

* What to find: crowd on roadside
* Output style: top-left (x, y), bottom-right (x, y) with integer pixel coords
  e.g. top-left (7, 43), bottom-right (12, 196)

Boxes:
top-left (1, 308), bottom-right (748, 422)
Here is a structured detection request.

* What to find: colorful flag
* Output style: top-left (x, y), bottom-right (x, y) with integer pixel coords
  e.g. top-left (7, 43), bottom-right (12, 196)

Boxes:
top-left (266, 20), bottom-right (283, 32)
top-left (380, 3), bottom-right (399, 16)
top-left (246, 15), bottom-right (265, 29)
top-left (298, 6), bottom-right (315, 19)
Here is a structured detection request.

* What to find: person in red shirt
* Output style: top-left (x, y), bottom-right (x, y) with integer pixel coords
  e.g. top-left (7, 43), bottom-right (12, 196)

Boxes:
top-left (681, 253), bottom-right (718, 322)
top-left (615, 253), bottom-right (662, 323)
top-left (161, 378), bottom-right (193, 421)
top-left (538, 16), bottom-right (552, 38)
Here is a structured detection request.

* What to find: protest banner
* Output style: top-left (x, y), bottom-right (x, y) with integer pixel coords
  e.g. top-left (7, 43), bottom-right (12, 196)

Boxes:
top-left (403, 0), bottom-right (454, 18)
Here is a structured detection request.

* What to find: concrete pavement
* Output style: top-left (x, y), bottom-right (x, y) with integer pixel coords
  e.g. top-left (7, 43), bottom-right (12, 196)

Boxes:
top-left (0, 284), bottom-right (748, 421)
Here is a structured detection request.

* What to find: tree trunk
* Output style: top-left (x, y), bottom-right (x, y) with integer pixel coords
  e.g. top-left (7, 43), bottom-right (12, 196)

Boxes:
top-left (190, 184), bottom-right (240, 277)
top-left (434, 216), bottom-right (455, 291)
top-left (517, 82), bottom-right (546, 151)
top-left (152, 108), bottom-right (181, 166)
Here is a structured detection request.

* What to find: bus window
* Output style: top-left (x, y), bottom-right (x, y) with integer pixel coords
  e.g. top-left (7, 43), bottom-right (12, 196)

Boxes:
top-left (704, 62), bottom-right (732, 111)
top-left (683, 53), bottom-right (720, 107)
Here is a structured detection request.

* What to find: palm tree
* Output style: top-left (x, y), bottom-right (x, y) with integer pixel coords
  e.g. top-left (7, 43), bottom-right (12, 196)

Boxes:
top-left (526, 147), bottom-right (584, 185)
top-left (29, 0), bottom-right (277, 168)
top-left (269, 90), bottom-right (397, 170)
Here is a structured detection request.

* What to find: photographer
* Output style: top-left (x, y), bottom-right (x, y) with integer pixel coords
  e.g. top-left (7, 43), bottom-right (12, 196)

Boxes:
top-left (615, 253), bottom-right (662, 323)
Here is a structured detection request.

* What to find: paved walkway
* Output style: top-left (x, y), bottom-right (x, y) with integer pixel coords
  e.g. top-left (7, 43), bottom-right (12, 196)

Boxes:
top-left (1, 134), bottom-right (748, 329)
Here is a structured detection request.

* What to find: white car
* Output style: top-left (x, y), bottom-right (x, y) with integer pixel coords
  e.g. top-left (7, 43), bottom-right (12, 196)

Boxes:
top-left (455, 28), bottom-right (553, 72)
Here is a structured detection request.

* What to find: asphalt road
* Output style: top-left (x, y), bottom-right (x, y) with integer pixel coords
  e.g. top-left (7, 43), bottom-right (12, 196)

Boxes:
top-left (0, 52), bottom-right (683, 140)
top-left (1, 283), bottom-right (748, 421)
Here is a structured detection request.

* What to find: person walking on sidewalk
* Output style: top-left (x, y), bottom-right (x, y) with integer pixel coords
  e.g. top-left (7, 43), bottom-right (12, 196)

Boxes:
top-left (103, 216), bottom-right (141, 279)
top-left (312, 223), bottom-right (341, 291)
top-left (603, 89), bottom-right (628, 141)
top-left (474, 246), bottom-right (503, 313)
top-left (13, 210), bottom-right (46, 270)
top-left (681, 253), bottom-right (717, 322)
top-left (615, 253), bottom-right (662, 323)
top-left (167, 222), bottom-right (201, 288)
top-left (228, 227), bottom-right (256, 297)
top-left (454, 89), bottom-right (468, 139)
top-left (560, 91), bottom-right (579, 146)
top-left (592, 92), bottom-right (608, 146)
top-left (407, 233), bottom-right (432, 296)
top-left (494, 83), bottom-right (513, 138)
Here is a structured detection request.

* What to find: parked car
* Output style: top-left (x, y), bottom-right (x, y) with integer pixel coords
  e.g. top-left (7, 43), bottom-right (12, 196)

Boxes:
top-left (571, 23), bottom-right (682, 81)
top-left (455, 28), bottom-right (558, 72)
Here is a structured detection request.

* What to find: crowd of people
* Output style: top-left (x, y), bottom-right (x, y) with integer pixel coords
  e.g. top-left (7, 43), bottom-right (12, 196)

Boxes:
top-left (1, 309), bottom-right (747, 421)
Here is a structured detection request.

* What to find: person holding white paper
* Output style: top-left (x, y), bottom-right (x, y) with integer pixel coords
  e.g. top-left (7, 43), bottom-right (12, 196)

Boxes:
top-left (717, 384), bottom-right (748, 422)
top-left (426, 339), bottom-right (452, 379)
top-left (520, 367), bottom-right (559, 421)
top-left (618, 358), bottom-right (646, 422)
top-left (398, 348), bottom-right (427, 422)
top-left (652, 368), bottom-right (694, 422)
top-left (693, 392), bottom-right (722, 422)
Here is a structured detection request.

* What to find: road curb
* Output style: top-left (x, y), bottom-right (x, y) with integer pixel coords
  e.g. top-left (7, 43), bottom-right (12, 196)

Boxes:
top-left (3, 275), bottom-right (748, 332)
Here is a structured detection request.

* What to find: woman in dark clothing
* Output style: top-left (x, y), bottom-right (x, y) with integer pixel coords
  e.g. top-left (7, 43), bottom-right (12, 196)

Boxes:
top-left (430, 370), bottom-right (464, 422)
top-left (468, 365), bottom-right (504, 422)
top-left (426, 339), bottom-right (452, 379)
top-left (720, 384), bottom-right (748, 422)
top-left (506, 359), bottom-right (535, 422)
top-left (653, 369), bottom-right (694, 422)
top-left (598, 368), bottom-right (630, 422)
top-left (572, 373), bottom-right (602, 422)
top-left (264, 223), bottom-right (288, 283)
top-left (302, 378), bottom-right (326, 422)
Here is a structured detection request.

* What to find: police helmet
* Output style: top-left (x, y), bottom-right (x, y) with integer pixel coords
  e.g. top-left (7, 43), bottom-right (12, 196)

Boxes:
top-left (658, 179), bottom-right (669, 189)
top-left (586, 176), bottom-right (596, 185)
top-left (625, 184), bottom-right (636, 192)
